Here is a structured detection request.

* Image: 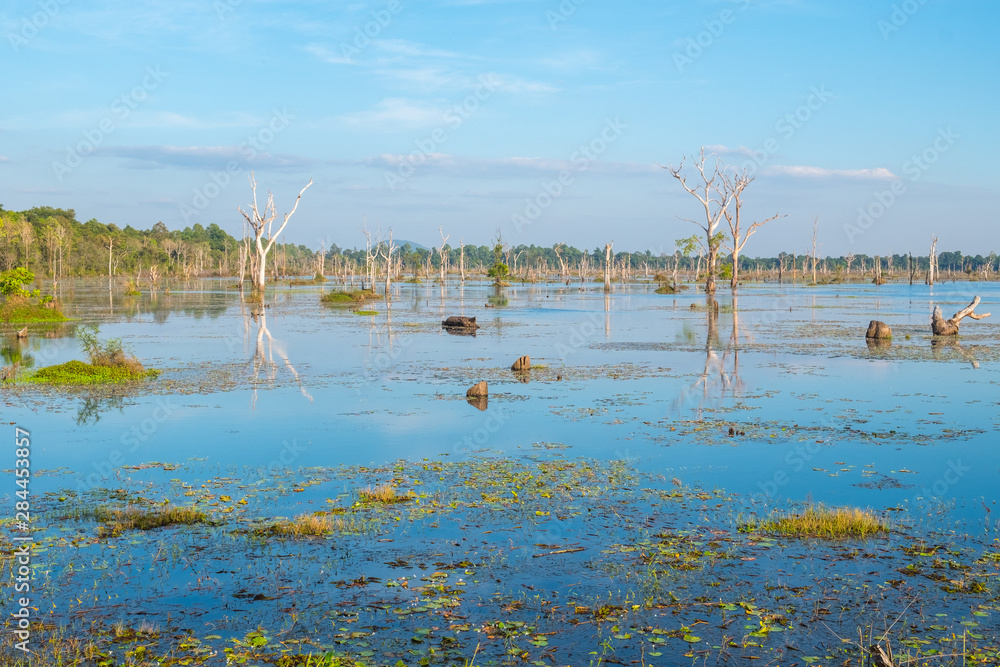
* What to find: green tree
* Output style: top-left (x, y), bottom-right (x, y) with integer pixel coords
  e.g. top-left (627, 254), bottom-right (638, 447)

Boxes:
top-left (0, 268), bottom-right (37, 297)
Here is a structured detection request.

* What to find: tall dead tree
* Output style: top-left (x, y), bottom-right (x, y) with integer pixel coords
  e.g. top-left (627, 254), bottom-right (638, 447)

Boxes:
top-left (603, 242), bottom-right (614, 292)
top-left (665, 149), bottom-right (735, 295)
top-left (378, 229), bottom-right (396, 294)
top-left (553, 243), bottom-right (568, 279)
top-left (927, 236), bottom-right (938, 285)
top-left (238, 171), bottom-right (312, 294)
top-left (721, 169), bottom-right (783, 290)
top-left (437, 227), bottom-right (450, 283)
top-left (459, 238), bottom-right (466, 282)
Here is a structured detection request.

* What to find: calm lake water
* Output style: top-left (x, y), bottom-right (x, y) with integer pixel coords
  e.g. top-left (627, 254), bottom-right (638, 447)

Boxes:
top-left (6, 278), bottom-right (998, 521)
top-left (3, 277), bottom-right (999, 664)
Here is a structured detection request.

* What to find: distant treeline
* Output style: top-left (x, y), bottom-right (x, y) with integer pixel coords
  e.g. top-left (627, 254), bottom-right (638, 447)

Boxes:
top-left (0, 205), bottom-right (995, 280)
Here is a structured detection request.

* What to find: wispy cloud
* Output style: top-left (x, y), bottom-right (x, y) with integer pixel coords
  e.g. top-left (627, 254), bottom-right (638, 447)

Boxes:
top-left (367, 153), bottom-right (658, 177)
top-left (764, 165), bottom-right (898, 180)
top-left (337, 98), bottom-right (448, 130)
top-left (0, 156), bottom-right (9, 163)
top-left (91, 146), bottom-right (316, 170)
top-left (702, 144), bottom-right (759, 159)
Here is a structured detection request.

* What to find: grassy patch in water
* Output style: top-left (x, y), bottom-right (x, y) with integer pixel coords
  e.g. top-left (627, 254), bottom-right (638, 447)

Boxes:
top-left (358, 483), bottom-right (413, 504)
top-left (320, 289), bottom-right (378, 305)
top-left (257, 512), bottom-right (362, 537)
top-left (0, 295), bottom-right (67, 323)
top-left (23, 359), bottom-right (159, 384)
top-left (71, 504), bottom-right (208, 538)
top-left (741, 504), bottom-right (886, 538)
top-left (354, 309), bottom-right (378, 316)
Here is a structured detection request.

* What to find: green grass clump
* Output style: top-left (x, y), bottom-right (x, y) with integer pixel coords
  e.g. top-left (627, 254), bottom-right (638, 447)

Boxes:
top-left (20, 326), bottom-right (159, 384)
top-left (320, 289), bottom-right (378, 305)
top-left (354, 309), bottom-right (378, 316)
top-left (740, 504), bottom-right (886, 538)
top-left (24, 359), bottom-right (159, 384)
top-left (0, 295), bottom-right (67, 323)
top-left (81, 505), bottom-right (207, 538)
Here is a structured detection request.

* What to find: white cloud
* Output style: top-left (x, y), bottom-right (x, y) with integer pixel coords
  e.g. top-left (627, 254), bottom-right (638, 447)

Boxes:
top-left (337, 98), bottom-right (446, 130)
top-left (367, 153), bottom-right (658, 177)
top-left (764, 165), bottom-right (898, 180)
top-left (91, 146), bottom-right (316, 170)
top-left (702, 144), bottom-right (759, 159)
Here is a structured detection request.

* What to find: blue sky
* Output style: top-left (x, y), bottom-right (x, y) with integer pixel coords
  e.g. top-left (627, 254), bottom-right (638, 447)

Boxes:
top-left (1, 0), bottom-right (997, 256)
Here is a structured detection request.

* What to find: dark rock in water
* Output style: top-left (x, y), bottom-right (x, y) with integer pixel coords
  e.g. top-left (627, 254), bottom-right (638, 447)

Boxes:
top-left (865, 320), bottom-right (892, 339)
top-left (443, 316), bottom-right (479, 329)
top-left (511, 355), bottom-right (531, 371)
top-left (466, 395), bottom-right (488, 411)
top-left (466, 381), bottom-right (488, 398)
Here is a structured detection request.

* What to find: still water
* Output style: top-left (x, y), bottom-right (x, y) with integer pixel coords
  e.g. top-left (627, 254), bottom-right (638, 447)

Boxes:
top-left (7, 278), bottom-right (998, 525)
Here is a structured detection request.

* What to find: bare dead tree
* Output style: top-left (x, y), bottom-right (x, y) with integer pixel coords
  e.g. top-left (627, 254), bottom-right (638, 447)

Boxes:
top-left (459, 238), bottom-right (466, 282)
top-left (437, 226), bottom-right (450, 283)
top-left (932, 296), bottom-right (990, 335)
top-left (377, 229), bottom-right (397, 294)
top-left (238, 171), bottom-right (313, 295)
top-left (603, 242), bottom-right (614, 292)
top-left (720, 169), bottom-right (783, 290)
top-left (664, 149), bottom-right (735, 295)
top-left (927, 236), bottom-right (938, 285)
top-left (15, 215), bottom-right (34, 271)
top-left (553, 243), bottom-right (568, 279)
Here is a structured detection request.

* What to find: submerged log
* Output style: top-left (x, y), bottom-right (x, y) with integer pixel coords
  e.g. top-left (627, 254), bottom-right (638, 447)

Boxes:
top-left (931, 296), bottom-right (990, 336)
top-left (442, 316), bottom-right (480, 330)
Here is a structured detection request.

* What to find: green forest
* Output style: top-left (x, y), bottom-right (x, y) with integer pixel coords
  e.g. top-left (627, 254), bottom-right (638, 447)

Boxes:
top-left (0, 204), bottom-right (995, 282)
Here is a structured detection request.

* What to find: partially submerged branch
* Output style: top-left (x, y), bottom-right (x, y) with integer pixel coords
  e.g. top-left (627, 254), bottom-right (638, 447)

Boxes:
top-left (931, 296), bottom-right (991, 335)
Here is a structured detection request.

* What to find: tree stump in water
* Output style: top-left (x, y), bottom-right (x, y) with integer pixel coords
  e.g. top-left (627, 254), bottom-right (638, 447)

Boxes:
top-left (466, 381), bottom-right (488, 397)
top-left (865, 321), bottom-right (892, 339)
top-left (511, 355), bottom-right (531, 371)
top-left (931, 296), bottom-right (990, 335)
